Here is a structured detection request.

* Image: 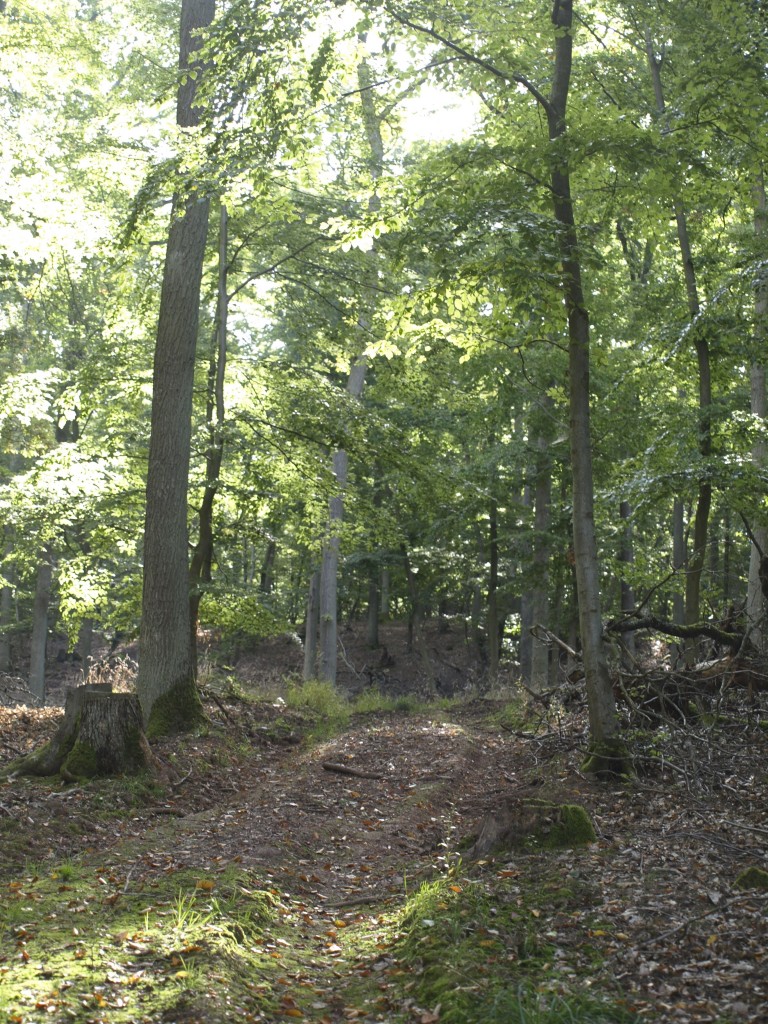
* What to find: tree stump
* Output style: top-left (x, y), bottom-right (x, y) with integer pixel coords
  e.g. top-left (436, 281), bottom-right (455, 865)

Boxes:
top-left (6, 684), bottom-right (156, 781)
top-left (466, 797), bottom-right (596, 859)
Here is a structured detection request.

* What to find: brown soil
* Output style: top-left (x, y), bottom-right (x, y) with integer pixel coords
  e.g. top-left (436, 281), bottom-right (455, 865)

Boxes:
top-left (1, 624), bottom-right (767, 1023)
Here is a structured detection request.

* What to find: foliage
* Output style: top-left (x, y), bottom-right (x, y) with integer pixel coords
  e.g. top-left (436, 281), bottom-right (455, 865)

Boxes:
top-left (395, 874), bottom-right (638, 1024)
top-left (199, 591), bottom-right (287, 641)
top-left (284, 676), bottom-right (351, 738)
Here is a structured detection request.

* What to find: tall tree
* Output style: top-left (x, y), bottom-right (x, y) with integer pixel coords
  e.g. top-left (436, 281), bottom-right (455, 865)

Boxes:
top-left (317, 47), bottom-right (384, 684)
top-left (644, 27), bottom-right (713, 650)
top-left (387, 0), bottom-right (625, 768)
top-left (136, 0), bottom-right (215, 733)
top-left (747, 172), bottom-right (768, 651)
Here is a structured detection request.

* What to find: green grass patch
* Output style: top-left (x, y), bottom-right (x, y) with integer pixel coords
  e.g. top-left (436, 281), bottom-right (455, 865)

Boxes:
top-left (0, 858), bottom-right (287, 1023)
top-left (285, 677), bottom-right (351, 741)
top-left (391, 871), bottom-right (639, 1024)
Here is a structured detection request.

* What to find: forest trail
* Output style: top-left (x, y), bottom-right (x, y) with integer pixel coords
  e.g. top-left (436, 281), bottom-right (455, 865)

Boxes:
top-left (1, 680), bottom-right (768, 1023)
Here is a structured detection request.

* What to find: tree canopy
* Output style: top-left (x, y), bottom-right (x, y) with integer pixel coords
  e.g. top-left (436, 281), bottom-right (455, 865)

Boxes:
top-left (0, 0), bottom-right (766, 749)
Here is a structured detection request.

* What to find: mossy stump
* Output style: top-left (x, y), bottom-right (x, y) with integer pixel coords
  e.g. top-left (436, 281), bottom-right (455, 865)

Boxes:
top-left (467, 797), bottom-right (597, 859)
top-left (8, 684), bottom-right (156, 781)
top-left (735, 866), bottom-right (768, 892)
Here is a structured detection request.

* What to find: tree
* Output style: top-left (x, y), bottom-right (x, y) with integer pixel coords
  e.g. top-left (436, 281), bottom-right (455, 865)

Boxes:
top-left (317, 47), bottom-right (384, 685)
top-left (747, 173), bottom-right (768, 651)
top-left (386, 0), bottom-right (625, 769)
top-left (136, 0), bottom-right (215, 734)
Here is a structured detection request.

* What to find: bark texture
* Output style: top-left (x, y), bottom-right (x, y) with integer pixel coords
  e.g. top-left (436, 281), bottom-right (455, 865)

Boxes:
top-left (317, 49), bottom-right (381, 683)
top-left (646, 29), bottom-right (713, 647)
top-left (747, 173), bottom-right (768, 651)
top-left (8, 684), bottom-right (154, 780)
top-left (548, 0), bottom-right (620, 752)
top-left (28, 553), bottom-right (52, 703)
top-left (137, 0), bottom-right (214, 730)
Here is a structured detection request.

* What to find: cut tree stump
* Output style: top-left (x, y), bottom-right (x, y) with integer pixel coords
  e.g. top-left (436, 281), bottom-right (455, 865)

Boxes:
top-left (466, 797), bottom-right (597, 859)
top-left (6, 684), bottom-right (157, 781)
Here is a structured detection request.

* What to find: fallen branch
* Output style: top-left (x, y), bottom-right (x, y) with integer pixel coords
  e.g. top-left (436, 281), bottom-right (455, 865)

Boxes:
top-left (605, 614), bottom-right (744, 650)
top-left (322, 761), bottom-right (384, 780)
top-left (530, 624), bottom-right (578, 659)
top-left (326, 894), bottom-right (395, 909)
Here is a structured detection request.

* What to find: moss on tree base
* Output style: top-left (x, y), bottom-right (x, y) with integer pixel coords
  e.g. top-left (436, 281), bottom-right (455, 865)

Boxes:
top-left (60, 740), bottom-right (99, 781)
top-left (581, 738), bottom-right (633, 780)
top-left (145, 679), bottom-right (207, 739)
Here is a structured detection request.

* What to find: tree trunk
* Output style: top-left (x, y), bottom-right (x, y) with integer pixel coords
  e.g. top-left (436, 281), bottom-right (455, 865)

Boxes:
top-left (0, 543), bottom-right (14, 673)
top-left (519, 474), bottom-right (533, 685)
top-left (646, 29), bottom-right (713, 653)
top-left (618, 501), bottom-right (636, 666)
top-left (303, 568), bottom-right (320, 680)
top-left (190, 203), bottom-right (228, 663)
top-left (28, 552), bottom-right (52, 704)
top-left (548, 0), bottom-right (623, 769)
top-left (7, 684), bottom-right (155, 780)
top-left (259, 537), bottom-right (277, 594)
top-left (380, 567), bottom-right (390, 620)
top-left (487, 497), bottom-right (500, 678)
top-left (318, 49), bottom-right (381, 683)
top-left (747, 173), bottom-right (768, 652)
top-left (137, 0), bottom-right (214, 734)
top-left (530, 428), bottom-right (552, 692)
top-left (77, 616), bottom-right (94, 676)
top-left (367, 570), bottom-right (379, 648)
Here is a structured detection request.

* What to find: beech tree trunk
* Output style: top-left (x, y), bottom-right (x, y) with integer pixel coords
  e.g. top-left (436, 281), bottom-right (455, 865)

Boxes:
top-left (747, 173), bottom-right (768, 652)
top-left (317, 49), bottom-right (381, 683)
top-left (519, 476), bottom-right (533, 684)
top-left (189, 203), bottom-right (229, 666)
top-left (303, 568), bottom-right (320, 679)
top-left (549, 1), bottom-right (622, 765)
top-left (487, 497), bottom-right (500, 678)
top-left (0, 543), bottom-right (14, 673)
top-left (646, 29), bottom-right (713, 655)
top-left (530, 425), bottom-right (552, 692)
top-left (28, 552), bottom-right (52, 704)
top-left (137, 0), bottom-right (214, 733)
top-left (618, 501), bottom-right (636, 667)
top-left (367, 571), bottom-right (380, 648)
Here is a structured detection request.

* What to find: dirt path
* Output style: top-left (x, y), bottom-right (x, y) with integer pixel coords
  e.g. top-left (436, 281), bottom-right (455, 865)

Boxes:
top-left (2, 696), bottom-right (768, 1023)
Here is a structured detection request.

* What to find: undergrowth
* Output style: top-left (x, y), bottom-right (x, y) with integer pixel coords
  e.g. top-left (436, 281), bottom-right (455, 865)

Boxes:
top-left (1, 861), bottom-right (284, 1023)
top-left (392, 872), bottom-right (640, 1024)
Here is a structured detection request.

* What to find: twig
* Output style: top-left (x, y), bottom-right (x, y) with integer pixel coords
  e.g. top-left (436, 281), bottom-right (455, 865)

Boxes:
top-left (170, 769), bottom-right (194, 790)
top-left (530, 624), bottom-right (578, 659)
top-left (202, 688), bottom-right (232, 722)
top-left (326, 894), bottom-right (395, 909)
top-left (322, 762), bottom-right (384, 780)
top-left (637, 893), bottom-right (768, 949)
top-left (690, 808), bottom-right (768, 838)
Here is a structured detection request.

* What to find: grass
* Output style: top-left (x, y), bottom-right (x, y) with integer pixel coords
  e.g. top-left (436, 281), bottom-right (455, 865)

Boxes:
top-left (0, 860), bottom-right (284, 1023)
top-left (389, 870), bottom-right (641, 1024)
top-left (284, 677), bottom-right (352, 741)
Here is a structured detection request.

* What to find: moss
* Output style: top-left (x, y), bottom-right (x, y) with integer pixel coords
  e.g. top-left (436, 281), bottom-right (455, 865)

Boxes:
top-left (145, 679), bottom-right (207, 739)
top-left (582, 737), bottom-right (633, 780)
top-left (543, 803), bottom-right (597, 848)
top-left (735, 866), bottom-right (768, 891)
top-left (61, 740), bottom-right (99, 780)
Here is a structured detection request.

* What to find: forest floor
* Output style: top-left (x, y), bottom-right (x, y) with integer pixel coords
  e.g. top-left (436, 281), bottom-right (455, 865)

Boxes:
top-left (0, 622), bottom-right (767, 1024)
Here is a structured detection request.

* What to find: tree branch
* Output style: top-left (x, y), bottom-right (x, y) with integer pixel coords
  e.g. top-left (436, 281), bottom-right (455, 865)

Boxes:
top-left (605, 614), bottom-right (744, 650)
top-left (385, 4), bottom-right (555, 118)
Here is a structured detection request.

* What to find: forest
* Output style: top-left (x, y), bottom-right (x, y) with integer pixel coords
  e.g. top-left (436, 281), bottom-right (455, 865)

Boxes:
top-left (1, 0), bottom-right (767, 1022)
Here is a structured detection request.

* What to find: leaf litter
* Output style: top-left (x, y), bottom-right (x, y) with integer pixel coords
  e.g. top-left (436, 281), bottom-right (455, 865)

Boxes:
top-left (1, 679), bottom-right (767, 1023)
